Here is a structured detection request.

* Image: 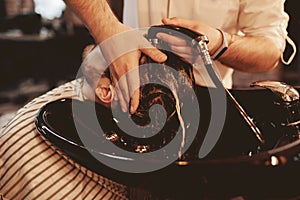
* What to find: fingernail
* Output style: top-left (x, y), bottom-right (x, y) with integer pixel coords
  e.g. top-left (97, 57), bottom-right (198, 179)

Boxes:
top-left (130, 105), bottom-right (135, 114)
top-left (158, 54), bottom-right (167, 61)
top-left (122, 106), bottom-right (127, 113)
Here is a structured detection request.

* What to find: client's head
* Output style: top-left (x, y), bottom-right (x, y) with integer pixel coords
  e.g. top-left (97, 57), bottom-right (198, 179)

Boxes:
top-left (80, 44), bottom-right (196, 110)
top-left (79, 44), bottom-right (198, 154)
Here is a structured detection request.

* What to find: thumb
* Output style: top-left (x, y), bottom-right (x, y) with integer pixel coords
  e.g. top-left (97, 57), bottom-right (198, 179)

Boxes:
top-left (141, 47), bottom-right (167, 63)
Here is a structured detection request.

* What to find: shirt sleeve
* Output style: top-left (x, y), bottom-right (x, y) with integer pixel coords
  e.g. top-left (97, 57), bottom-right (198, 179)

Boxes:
top-left (238, 0), bottom-right (289, 51)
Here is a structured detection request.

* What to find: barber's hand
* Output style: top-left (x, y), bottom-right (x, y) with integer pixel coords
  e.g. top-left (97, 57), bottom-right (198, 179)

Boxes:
top-left (100, 24), bottom-right (167, 114)
top-left (157, 31), bottom-right (195, 64)
top-left (157, 17), bottom-right (222, 63)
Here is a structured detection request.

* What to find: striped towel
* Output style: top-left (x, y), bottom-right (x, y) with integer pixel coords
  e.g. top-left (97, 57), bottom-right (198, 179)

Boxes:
top-left (0, 79), bottom-right (127, 200)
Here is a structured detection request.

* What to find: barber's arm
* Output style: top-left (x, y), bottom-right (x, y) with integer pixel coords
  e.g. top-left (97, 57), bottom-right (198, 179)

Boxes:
top-left (63, 0), bottom-right (167, 113)
top-left (63, 0), bottom-right (122, 42)
top-left (218, 34), bottom-right (280, 73)
top-left (159, 17), bottom-right (281, 73)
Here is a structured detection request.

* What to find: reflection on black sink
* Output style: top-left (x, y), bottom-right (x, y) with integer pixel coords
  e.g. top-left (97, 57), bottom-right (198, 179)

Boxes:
top-left (35, 86), bottom-right (300, 199)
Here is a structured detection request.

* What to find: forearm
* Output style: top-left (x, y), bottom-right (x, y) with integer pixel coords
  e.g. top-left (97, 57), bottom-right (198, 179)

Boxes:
top-left (63, 0), bottom-right (122, 43)
top-left (160, 17), bottom-right (282, 73)
top-left (219, 34), bottom-right (281, 73)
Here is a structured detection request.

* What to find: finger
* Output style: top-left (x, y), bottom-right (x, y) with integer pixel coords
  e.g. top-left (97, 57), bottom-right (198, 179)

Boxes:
top-left (117, 88), bottom-right (128, 112)
top-left (178, 52), bottom-right (194, 59)
top-left (156, 33), bottom-right (188, 46)
top-left (162, 17), bottom-right (197, 30)
top-left (119, 75), bottom-right (130, 105)
top-left (109, 84), bottom-right (116, 102)
top-left (130, 89), bottom-right (140, 114)
top-left (140, 47), bottom-right (167, 63)
top-left (110, 75), bottom-right (118, 102)
top-left (126, 67), bottom-right (140, 114)
top-left (169, 52), bottom-right (193, 63)
top-left (169, 45), bottom-right (193, 55)
top-left (110, 75), bottom-right (119, 101)
top-left (111, 74), bottom-right (128, 112)
top-left (115, 83), bottom-right (128, 112)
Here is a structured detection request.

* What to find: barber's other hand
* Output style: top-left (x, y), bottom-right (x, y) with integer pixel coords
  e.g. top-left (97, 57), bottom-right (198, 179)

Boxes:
top-left (100, 24), bottom-right (167, 114)
top-left (157, 17), bottom-right (223, 62)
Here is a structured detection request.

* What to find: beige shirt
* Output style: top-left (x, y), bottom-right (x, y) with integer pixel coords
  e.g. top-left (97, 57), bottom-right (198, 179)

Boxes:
top-left (124, 0), bottom-right (289, 88)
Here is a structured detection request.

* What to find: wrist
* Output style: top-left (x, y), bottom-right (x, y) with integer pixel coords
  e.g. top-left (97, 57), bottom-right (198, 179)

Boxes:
top-left (210, 29), bottom-right (228, 60)
top-left (93, 21), bottom-right (124, 43)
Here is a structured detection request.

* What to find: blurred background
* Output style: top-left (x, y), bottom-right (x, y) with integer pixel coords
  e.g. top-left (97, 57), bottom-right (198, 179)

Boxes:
top-left (0, 0), bottom-right (299, 126)
top-left (0, 0), bottom-right (95, 125)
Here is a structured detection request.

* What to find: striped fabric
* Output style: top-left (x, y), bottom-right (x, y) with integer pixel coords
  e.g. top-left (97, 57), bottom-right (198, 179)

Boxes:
top-left (0, 79), bottom-right (127, 200)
